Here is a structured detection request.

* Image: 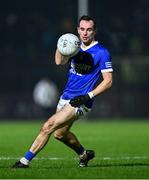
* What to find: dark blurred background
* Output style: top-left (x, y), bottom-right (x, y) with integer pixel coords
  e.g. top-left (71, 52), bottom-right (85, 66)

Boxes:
top-left (0, 0), bottom-right (149, 119)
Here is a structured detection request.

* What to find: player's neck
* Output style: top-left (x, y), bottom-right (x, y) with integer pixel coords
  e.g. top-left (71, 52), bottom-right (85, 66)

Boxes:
top-left (81, 40), bottom-right (98, 50)
top-left (82, 40), bottom-right (96, 48)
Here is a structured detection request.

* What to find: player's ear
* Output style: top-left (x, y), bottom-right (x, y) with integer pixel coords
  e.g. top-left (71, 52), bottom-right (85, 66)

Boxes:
top-left (94, 28), bottom-right (97, 35)
top-left (77, 27), bottom-right (80, 35)
top-left (94, 31), bottom-right (96, 36)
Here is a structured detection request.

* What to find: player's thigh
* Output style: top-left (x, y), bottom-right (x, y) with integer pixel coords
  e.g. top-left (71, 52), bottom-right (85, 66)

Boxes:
top-left (53, 114), bottom-right (78, 137)
top-left (46, 104), bottom-right (76, 131)
top-left (53, 121), bottom-right (72, 138)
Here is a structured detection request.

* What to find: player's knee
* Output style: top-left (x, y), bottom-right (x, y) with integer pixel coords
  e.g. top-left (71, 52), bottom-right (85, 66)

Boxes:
top-left (41, 121), bottom-right (54, 135)
top-left (53, 131), bottom-right (66, 141)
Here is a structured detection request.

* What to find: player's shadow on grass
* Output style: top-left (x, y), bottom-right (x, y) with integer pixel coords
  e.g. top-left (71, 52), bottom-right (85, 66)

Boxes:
top-left (92, 162), bottom-right (149, 167)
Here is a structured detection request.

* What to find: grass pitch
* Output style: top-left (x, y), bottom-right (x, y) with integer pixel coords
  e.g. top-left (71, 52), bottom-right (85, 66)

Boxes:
top-left (0, 119), bottom-right (149, 179)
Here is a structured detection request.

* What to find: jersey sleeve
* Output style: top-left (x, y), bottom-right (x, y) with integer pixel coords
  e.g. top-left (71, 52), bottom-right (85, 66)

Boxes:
top-left (99, 49), bottom-right (113, 73)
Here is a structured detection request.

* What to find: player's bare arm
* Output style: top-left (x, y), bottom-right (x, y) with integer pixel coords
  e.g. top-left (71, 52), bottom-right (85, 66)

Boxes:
top-left (55, 49), bottom-right (70, 65)
top-left (92, 72), bottom-right (112, 96)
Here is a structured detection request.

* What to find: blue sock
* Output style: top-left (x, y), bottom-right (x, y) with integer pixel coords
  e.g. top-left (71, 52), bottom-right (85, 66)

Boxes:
top-left (24, 151), bottom-right (36, 161)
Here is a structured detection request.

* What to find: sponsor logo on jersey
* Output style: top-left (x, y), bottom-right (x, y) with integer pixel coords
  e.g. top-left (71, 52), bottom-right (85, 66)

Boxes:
top-left (70, 52), bottom-right (94, 75)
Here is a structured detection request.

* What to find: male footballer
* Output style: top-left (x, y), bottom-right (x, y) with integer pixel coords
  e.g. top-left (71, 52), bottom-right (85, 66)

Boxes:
top-left (13, 15), bottom-right (113, 168)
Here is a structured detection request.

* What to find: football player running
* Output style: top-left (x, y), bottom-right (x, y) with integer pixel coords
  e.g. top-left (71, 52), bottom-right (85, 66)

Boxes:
top-left (12, 15), bottom-right (113, 168)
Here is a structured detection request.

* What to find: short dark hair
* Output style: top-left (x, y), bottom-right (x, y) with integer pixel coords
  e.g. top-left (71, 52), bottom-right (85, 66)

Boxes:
top-left (78, 15), bottom-right (97, 31)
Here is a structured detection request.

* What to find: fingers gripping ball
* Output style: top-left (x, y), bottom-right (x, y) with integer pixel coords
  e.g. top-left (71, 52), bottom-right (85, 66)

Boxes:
top-left (57, 33), bottom-right (81, 56)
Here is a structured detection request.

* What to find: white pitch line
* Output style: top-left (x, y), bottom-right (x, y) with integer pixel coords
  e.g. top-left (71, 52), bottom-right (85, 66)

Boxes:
top-left (0, 157), bottom-right (64, 160)
top-left (101, 156), bottom-right (149, 160)
top-left (1, 156), bottom-right (149, 161)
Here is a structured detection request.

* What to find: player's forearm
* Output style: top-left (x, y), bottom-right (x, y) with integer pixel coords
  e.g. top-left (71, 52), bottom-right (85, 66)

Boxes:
top-left (92, 80), bottom-right (112, 96)
top-left (55, 49), bottom-right (69, 65)
top-left (92, 73), bottom-right (112, 97)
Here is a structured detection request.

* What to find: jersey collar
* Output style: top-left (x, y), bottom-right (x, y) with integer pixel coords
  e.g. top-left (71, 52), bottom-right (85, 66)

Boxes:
top-left (81, 41), bottom-right (98, 51)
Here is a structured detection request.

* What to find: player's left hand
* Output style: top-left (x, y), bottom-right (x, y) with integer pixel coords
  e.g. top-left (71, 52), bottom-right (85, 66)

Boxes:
top-left (69, 92), bottom-right (94, 107)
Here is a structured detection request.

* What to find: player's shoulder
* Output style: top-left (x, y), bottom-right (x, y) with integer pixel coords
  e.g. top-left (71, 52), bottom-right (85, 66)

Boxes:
top-left (96, 41), bottom-right (109, 51)
top-left (95, 42), bottom-right (111, 57)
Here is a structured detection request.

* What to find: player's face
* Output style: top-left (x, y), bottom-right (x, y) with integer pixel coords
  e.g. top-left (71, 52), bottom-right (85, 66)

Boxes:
top-left (78, 20), bottom-right (96, 46)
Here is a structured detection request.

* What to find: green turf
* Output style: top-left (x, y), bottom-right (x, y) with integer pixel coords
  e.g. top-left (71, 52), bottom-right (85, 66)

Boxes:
top-left (0, 119), bottom-right (149, 179)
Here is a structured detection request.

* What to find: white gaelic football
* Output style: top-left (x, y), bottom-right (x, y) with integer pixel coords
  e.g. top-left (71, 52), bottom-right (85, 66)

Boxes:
top-left (57, 33), bottom-right (80, 56)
